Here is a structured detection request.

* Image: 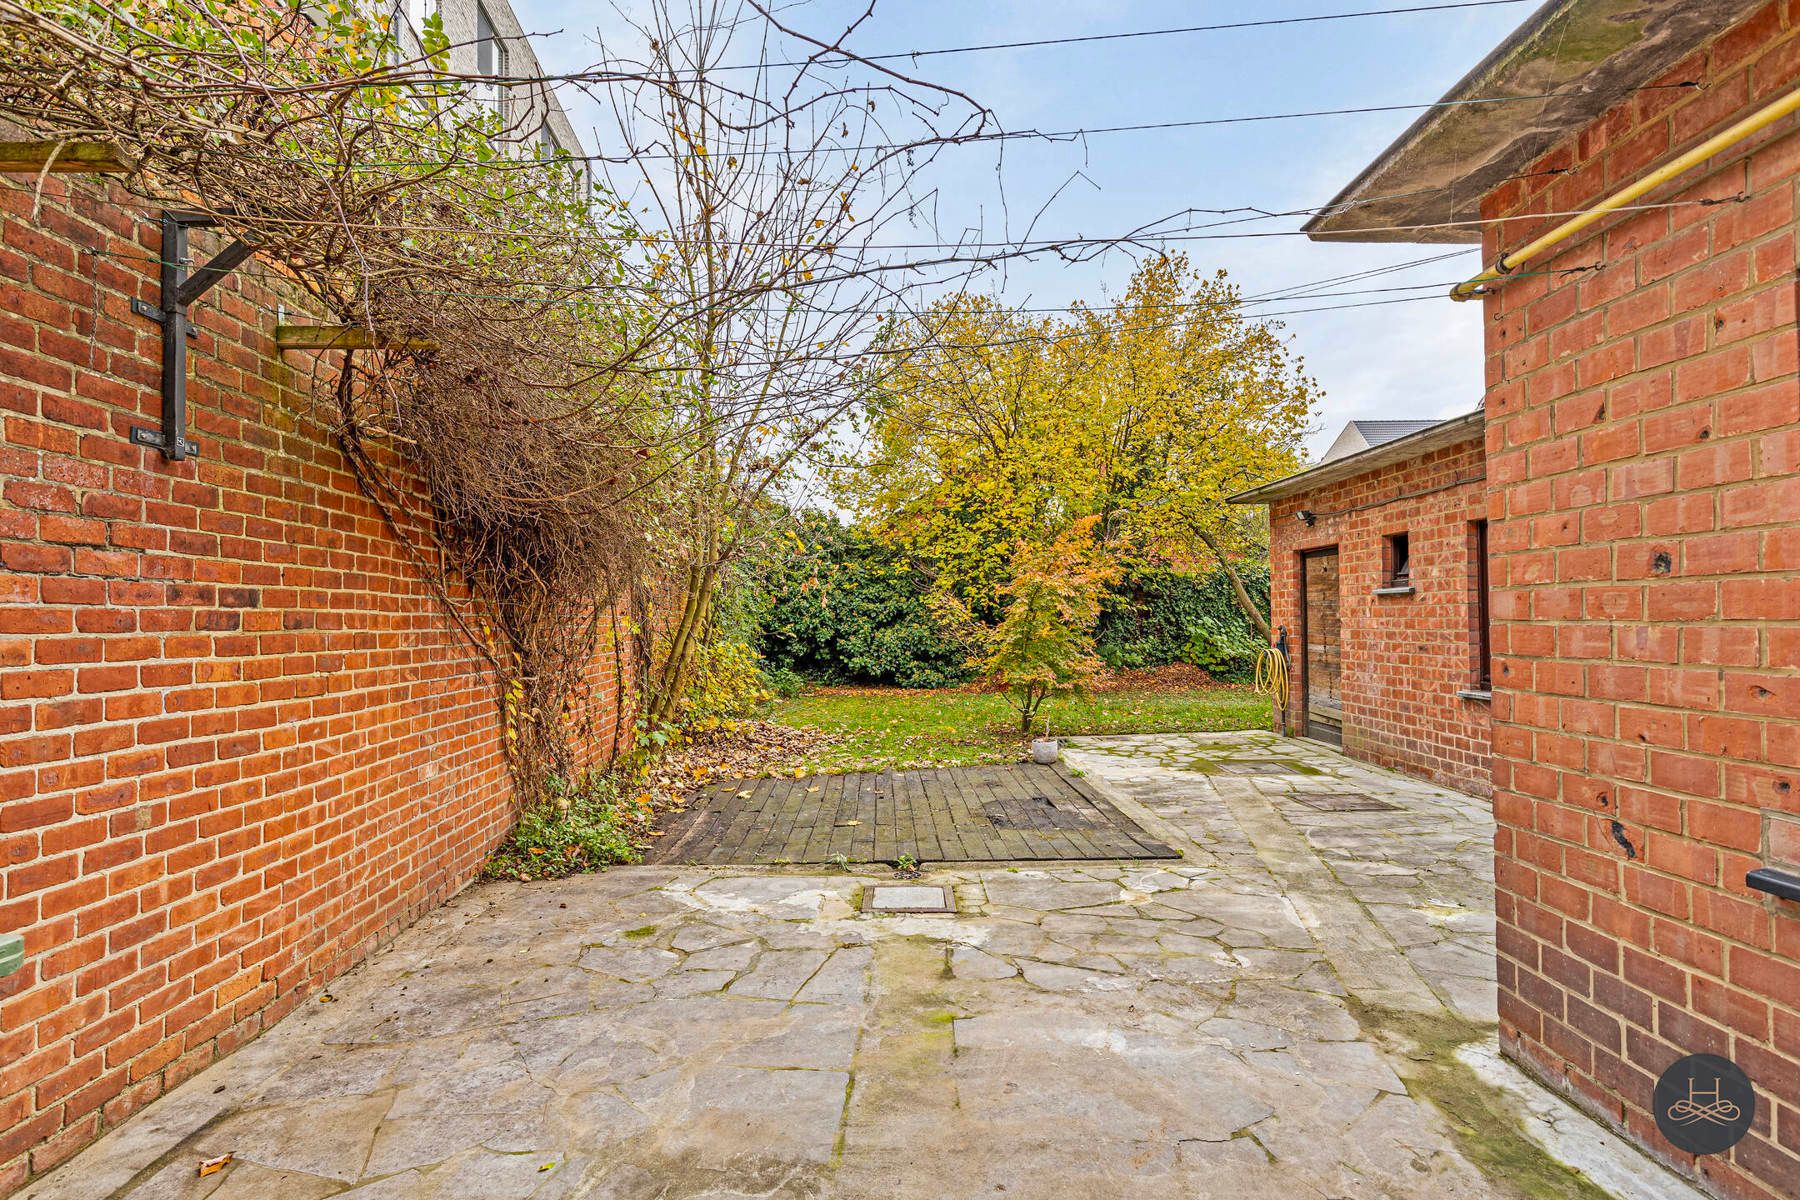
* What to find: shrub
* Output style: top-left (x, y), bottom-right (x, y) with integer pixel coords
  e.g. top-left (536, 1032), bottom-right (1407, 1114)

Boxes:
top-left (755, 512), bottom-right (970, 688)
top-left (765, 665), bottom-right (805, 699)
top-left (1182, 612), bottom-right (1263, 683)
top-left (752, 512), bottom-right (1273, 690)
top-left (682, 639), bottom-right (774, 730)
top-left (483, 773), bottom-right (642, 881)
top-left (1097, 565), bottom-right (1269, 670)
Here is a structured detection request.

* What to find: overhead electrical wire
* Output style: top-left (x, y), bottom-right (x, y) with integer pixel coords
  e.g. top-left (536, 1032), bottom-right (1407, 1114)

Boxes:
top-left (419, 86), bottom-right (1700, 164)
top-left (82, 55), bottom-right (1737, 346)
top-left (210, 86), bottom-right (1700, 166)
top-left (636, 82), bottom-right (1696, 160)
top-left (87, 243), bottom-right (1490, 315)
top-left (588, 1), bottom-right (1537, 73)
top-left (91, 233), bottom-right (1514, 357)
top-left (155, 193), bottom-right (1719, 253)
top-left (109, 178), bottom-right (1734, 323)
top-left (1237, 249), bottom-right (1472, 301)
top-left (604, 286), bottom-right (1510, 373)
top-left (394, 270), bottom-right (1588, 314)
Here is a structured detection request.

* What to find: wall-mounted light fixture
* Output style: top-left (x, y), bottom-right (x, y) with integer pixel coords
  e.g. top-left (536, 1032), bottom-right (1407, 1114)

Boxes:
top-left (1296, 510), bottom-right (1316, 526)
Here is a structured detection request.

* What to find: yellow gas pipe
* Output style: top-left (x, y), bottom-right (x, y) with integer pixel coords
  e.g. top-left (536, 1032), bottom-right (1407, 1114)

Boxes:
top-left (1452, 82), bottom-right (1800, 301)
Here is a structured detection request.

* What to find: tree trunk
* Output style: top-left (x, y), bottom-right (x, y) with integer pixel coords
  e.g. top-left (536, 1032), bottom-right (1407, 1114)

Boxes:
top-left (1017, 685), bottom-right (1047, 734)
top-left (648, 558), bottom-right (717, 726)
top-left (1197, 528), bottom-right (1271, 640)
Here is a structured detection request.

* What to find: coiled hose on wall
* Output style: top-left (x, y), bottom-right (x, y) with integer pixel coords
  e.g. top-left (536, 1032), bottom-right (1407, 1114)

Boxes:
top-left (1253, 644), bottom-right (1289, 734)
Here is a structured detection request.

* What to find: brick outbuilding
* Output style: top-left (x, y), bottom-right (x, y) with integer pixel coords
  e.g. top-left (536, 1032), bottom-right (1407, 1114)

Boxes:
top-left (1232, 413), bottom-right (1493, 796)
top-left (1284, 1), bottom-right (1800, 1196)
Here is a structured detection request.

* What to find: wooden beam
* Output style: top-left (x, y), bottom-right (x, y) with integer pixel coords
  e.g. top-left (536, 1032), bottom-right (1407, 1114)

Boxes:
top-left (0, 141), bottom-right (128, 175)
top-left (275, 325), bottom-right (436, 352)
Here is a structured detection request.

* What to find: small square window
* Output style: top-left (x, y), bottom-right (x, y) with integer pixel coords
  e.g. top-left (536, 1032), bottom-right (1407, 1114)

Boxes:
top-left (1382, 532), bottom-right (1411, 589)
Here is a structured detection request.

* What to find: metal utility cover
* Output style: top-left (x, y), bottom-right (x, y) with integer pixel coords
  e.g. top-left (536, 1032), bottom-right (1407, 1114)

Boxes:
top-left (863, 885), bottom-right (955, 914)
top-left (1291, 793), bottom-right (1397, 813)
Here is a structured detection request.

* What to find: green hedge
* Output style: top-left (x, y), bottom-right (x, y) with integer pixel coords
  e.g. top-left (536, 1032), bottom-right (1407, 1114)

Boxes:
top-left (1095, 565), bottom-right (1269, 682)
top-left (754, 513), bottom-right (971, 688)
top-left (754, 514), bottom-right (1271, 688)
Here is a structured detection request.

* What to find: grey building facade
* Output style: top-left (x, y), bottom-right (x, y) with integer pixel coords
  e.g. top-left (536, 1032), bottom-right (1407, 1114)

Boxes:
top-left (395, 0), bottom-right (587, 160)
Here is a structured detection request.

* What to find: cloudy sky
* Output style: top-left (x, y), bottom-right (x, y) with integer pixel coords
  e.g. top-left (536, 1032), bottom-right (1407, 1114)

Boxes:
top-left (510, 0), bottom-right (1533, 458)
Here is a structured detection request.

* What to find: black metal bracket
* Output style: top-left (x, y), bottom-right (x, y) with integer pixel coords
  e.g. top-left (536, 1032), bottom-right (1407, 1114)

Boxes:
top-left (128, 211), bottom-right (256, 461)
top-left (1746, 867), bottom-right (1800, 903)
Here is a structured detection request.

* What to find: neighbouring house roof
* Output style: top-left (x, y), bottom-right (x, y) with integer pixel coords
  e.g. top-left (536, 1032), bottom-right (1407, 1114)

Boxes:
top-left (1302, 0), bottom-right (1767, 243)
top-left (1320, 419), bottom-right (1443, 463)
top-left (1226, 410), bottom-right (1485, 505)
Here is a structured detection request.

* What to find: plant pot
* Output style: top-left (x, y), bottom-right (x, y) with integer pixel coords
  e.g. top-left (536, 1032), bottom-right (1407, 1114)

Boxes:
top-left (1030, 738), bottom-right (1060, 764)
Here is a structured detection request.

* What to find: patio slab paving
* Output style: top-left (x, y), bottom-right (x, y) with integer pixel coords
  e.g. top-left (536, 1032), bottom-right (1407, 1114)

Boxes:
top-left (22, 733), bottom-right (1702, 1200)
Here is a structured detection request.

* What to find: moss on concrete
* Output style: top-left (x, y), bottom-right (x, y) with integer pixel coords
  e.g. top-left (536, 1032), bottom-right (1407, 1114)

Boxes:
top-left (1349, 999), bottom-right (1615, 1200)
top-left (839, 935), bottom-right (961, 1157)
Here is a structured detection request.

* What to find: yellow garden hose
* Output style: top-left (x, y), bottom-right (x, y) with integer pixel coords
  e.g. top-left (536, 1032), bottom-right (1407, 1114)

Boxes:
top-left (1254, 645), bottom-right (1289, 710)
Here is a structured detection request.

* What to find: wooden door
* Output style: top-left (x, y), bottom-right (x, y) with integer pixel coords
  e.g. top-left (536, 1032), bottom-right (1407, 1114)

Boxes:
top-left (1301, 549), bottom-right (1343, 746)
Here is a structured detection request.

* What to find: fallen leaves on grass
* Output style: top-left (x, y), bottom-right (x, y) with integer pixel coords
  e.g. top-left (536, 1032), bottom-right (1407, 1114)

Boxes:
top-left (1083, 662), bottom-right (1224, 692)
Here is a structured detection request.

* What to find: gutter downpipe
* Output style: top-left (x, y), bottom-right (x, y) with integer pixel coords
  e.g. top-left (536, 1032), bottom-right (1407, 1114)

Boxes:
top-left (1451, 82), bottom-right (1800, 301)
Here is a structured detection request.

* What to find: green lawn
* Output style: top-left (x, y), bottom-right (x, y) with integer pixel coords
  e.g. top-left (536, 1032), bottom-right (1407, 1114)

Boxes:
top-left (771, 685), bottom-right (1271, 773)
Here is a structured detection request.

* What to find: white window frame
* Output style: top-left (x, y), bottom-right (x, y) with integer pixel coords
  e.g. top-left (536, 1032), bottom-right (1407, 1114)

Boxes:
top-left (400, 0), bottom-right (433, 36)
top-left (474, 3), bottom-right (507, 113)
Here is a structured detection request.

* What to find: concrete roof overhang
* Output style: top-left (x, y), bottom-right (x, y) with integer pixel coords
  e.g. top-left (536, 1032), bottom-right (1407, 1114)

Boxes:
top-left (1226, 410), bottom-right (1485, 505)
top-left (1301, 0), bottom-right (1768, 244)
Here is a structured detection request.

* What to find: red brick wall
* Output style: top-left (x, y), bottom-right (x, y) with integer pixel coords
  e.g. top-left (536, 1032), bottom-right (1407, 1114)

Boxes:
top-left (0, 174), bottom-right (633, 1189)
top-left (1480, 3), bottom-right (1800, 1196)
top-left (1267, 432), bottom-right (1494, 796)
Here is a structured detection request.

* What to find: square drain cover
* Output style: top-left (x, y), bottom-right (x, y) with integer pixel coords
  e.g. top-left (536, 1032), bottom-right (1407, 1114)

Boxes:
top-left (863, 884), bottom-right (955, 913)
top-left (1292, 793), bottom-right (1397, 813)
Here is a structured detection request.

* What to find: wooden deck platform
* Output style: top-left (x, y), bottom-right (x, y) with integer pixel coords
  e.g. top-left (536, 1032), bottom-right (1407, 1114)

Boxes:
top-left (647, 762), bottom-right (1179, 865)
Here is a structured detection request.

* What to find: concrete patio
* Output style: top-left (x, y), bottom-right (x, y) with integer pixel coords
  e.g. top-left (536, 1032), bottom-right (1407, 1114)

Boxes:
top-left (19, 734), bottom-right (1699, 1200)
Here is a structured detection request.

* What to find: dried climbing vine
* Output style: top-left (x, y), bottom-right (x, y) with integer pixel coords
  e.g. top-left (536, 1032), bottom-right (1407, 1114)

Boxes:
top-left (0, 0), bottom-right (666, 805)
top-left (0, 0), bottom-right (1052, 805)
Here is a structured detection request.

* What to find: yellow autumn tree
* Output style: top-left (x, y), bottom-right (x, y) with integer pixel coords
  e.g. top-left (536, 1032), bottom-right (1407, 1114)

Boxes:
top-left (845, 255), bottom-right (1316, 629)
top-left (937, 519), bottom-right (1119, 732)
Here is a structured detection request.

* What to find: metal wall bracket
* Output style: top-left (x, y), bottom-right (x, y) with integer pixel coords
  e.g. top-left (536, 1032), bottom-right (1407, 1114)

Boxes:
top-left (128, 211), bottom-right (256, 461)
top-left (129, 299), bottom-right (197, 338)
